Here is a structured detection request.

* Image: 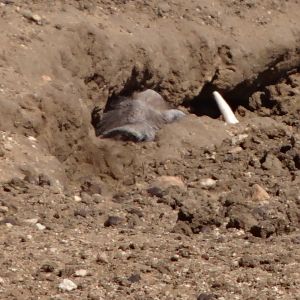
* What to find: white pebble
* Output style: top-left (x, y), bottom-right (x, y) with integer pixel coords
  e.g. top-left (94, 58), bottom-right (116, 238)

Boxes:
top-left (36, 223), bottom-right (46, 230)
top-left (58, 279), bottom-right (77, 292)
top-left (74, 269), bottom-right (88, 277)
top-left (200, 178), bottom-right (217, 188)
top-left (74, 195), bottom-right (81, 202)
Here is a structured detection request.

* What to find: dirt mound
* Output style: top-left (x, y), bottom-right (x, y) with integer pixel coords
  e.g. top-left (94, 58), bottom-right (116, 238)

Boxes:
top-left (0, 0), bottom-right (300, 299)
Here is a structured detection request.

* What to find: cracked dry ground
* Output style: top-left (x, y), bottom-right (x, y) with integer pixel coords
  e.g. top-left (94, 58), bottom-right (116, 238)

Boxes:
top-left (0, 0), bottom-right (300, 300)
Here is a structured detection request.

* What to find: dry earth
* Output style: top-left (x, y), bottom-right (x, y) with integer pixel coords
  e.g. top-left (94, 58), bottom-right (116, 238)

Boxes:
top-left (0, 0), bottom-right (300, 299)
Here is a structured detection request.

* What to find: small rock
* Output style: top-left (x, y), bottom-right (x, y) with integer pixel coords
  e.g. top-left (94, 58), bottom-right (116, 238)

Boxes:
top-left (0, 206), bottom-right (9, 213)
top-left (0, 217), bottom-right (19, 226)
top-left (228, 146), bottom-right (243, 154)
top-left (1, 0), bottom-right (15, 5)
top-left (251, 184), bottom-right (270, 202)
top-left (147, 186), bottom-right (164, 198)
top-left (170, 254), bottom-right (179, 261)
top-left (58, 279), bottom-right (77, 292)
top-left (25, 218), bottom-right (39, 224)
top-left (92, 193), bottom-right (103, 204)
top-left (127, 273), bottom-right (141, 283)
top-left (239, 255), bottom-right (258, 268)
top-left (200, 178), bottom-right (217, 188)
top-left (40, 262), bottom-right (56, 273)
top-left (80, 176), bottom-right (103, 195)
top-left (21, 9), bottom-right (43, 25)
top-left (74, 195), bottom-right (81, 202)
top-left (197, 293), bottom-right (217, 300)
top-left (104, 216), bottom-right (124, 227)
top-left (231, 134), bottom-right (248, 145)
top-left (261, 153), bottom-right (282, 175)
top-left (36, 223), bottom-right (46, 230)
top-left (0, 277), bottom-right (4, 285)
top-left (74, 269), bottom-right (88, 277)
top-left (151, 176), bottom-right (185, 190)
top-left (96, 252), bottom-right (109, 264)
top-left (38, 174), bottom-right (51, 186)
top-left (74, 209), bottom-right (88, 218)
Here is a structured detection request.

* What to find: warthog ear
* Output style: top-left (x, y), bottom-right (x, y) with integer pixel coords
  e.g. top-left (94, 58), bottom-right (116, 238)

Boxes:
top-left (212, 91), bottom-right (239, 124)
top-left (162, 109), bottom-right (186, 123)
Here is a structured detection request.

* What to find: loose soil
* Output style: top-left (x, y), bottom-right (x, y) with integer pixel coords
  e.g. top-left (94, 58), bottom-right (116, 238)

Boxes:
top-left (0, 0), bottom-right (300, 299)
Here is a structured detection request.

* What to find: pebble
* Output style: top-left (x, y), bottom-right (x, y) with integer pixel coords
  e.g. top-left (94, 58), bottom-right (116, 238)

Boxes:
top-left (20, 9), bottom-right (43, 25)
top-left (36, 223), bottom-right (46, 230)
top-left (150, 175), bottom-right (186, 190)
top-left (197, 293), bottom-right (217, 300)
top-left (170, 254), bottom-right (180, 261)
top-left (104, 216), bottom-right (124, 227)
top-left (96, 252), bottom-right (109, 264)
top-left (92, 193), bottom-right (103, 204)
top-left (58, 279), bottom-right (77, 292)
top-left (231, 134), bottom-right (248, 145)
top-left (251, 184), bottom-right (270, 202)
top-left (0, 206), bottom-right (9, 213)
top-left (74, 195), bottom-right (82, 202)
top-left (127, 273), bottom-right (141, 283)
top-left (74, 269), bottom-right (88, 277)
top-left (25, 218), bottom-right (39, 224)
top-left (228, 146), bottom-right (243, 154)
top-left (200, 178), bottom-right (217, 188)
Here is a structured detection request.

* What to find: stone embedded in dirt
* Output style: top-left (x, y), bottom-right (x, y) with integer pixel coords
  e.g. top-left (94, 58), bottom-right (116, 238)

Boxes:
top-left (96, 252), bottom-right (109, 264)
top-left (147, 186), bottom-right (164, 198)
top-left (58, 279), bottom-right (77, 292)
top-left (251, 184), bottom-right (270, 202)
top-left (148, 175), bottom-right (186, 197)
top-left (74, 208), bottom-right (88, 218)
top-left (92, 193), bottom-right (104, 204)
top-left (20, 9), bottom-right (43, 25)
top-left (1, 0), bottom-right (14, 5)
top-left (25, 218), bottom-right (39, 224)
top-left (104, 215), bottom-right (124, 227)
top-left (200, 178), bottom-right (217, 189)
top-left (231, 134), bottom-right (249, 146)
top-left (38, 174), bottom-right (51, 186)
top-left (0, 216), bottom-right (20, 226)
top-left (0, 206), bottom-right (9, 213)
top-left (36, 223), bottom-right (46, 230)
top-left (74, 269), bottom-right (88, 277)
top-left (127, 273), bottom-right (141, 283)
top-left (261, 153), bottom-right (283, 175)
top-left (126, 207), bottom-right (144, 218)
top-left (80, 176), bottom-right (103, 196)
top-left (150, 175), bottom-right (185, 189)
top-left (238, 255), bottom-right (259, 268)
top-left (197, 293), bottom-right (218, 300)
top-left (170, 254), bottom-right (180, 261)
top-left (74, 195), bottom-right (82, 202)
top-left (40, 263), bottom-right (56, 273)
top-left (80, 192), bottom-right (92, 204)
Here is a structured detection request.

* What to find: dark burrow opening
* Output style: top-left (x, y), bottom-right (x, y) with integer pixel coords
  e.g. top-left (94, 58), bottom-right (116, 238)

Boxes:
top-left (90, 65), bottom-right (300, 135)
top-left (187, 67), bottom-right (300, 119)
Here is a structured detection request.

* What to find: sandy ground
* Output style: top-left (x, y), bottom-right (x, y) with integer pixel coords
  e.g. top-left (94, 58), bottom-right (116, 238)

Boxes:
top-left (0, 0), bottom-right (300, 299)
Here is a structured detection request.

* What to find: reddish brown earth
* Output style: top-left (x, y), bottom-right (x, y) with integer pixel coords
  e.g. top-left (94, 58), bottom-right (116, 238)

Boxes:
top-left (0, 0), bottom-right (300, 299)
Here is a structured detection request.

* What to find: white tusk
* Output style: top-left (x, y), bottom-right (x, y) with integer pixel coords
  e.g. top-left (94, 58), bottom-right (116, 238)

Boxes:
top-left (212, 91), bottom-right (239, 124)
